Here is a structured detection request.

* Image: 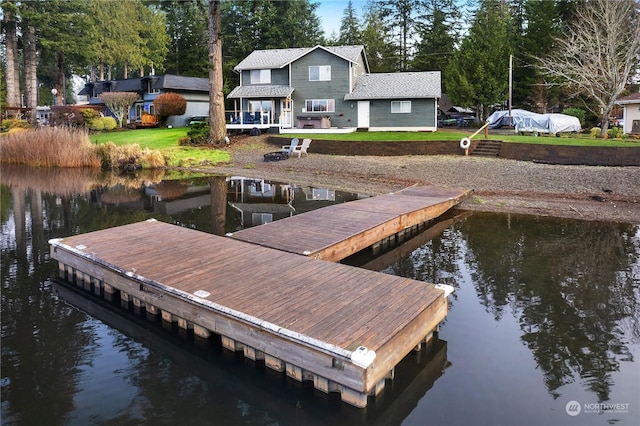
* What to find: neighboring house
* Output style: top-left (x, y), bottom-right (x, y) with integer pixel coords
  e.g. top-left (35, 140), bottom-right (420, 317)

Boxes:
top-left (228, 45), bottom-right (441, 132)
top-left (616, 92), bottom-right (640, 134)
top-left (78, 74), bottom-right (209, 127)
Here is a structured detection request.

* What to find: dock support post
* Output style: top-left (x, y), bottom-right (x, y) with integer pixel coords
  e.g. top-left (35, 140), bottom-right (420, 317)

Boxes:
top-left (285, 363), bottom-right (302, 381)
top-left (264, 354), bottom-right (285, 372)
top-left (120, 290), bottom-right (131, 310)
top-left (92, 278), bottom-right (102, 297)
top-left (243, 346), bottom-right (265, 361)
top-left (340, 386), bottom-right (368, 408)
top-left (193, 324), bottom-right (211, 339)
top-left (221, 336), bottom-right (243, 352)
top-left (145, 303), bottom-right (159, 322)
top-left (103, 283), bottom-right (115, 302)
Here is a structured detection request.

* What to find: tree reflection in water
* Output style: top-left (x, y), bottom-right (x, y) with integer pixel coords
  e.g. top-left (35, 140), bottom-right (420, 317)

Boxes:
top-left (385, 212), bottom-right (639, 403)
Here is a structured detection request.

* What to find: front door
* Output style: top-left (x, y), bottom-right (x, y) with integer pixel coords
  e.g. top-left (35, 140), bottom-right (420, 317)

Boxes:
top-left (357, 101), bottom-right (370, 128)
top-left (280, 98), bottom-right (293, 128)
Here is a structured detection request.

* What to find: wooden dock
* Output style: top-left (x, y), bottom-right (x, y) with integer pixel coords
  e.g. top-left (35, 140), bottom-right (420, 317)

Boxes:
top-left (48, 185), bottom-right (469, 408)
top-left (227, 185), bottom-right (472, 261)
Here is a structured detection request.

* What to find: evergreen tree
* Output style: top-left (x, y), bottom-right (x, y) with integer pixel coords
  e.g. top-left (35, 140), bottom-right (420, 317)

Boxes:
top-left (337, 1), bottom-right (362, 46)
top-left (360, 1), bottom-right (398, 72)
top-left (412, 0), bottom-right (459, 82)
top-left (376, 0), bottom-right (421, 70)
top-left (445, 0), bottom-right (513, 119)
top-left (159, 0), bottom-right (209, 77)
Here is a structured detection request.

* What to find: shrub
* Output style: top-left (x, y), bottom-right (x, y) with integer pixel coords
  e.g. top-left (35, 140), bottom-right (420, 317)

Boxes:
top-left (562, 107), bottom-right (586, 126)
top-left (95, 142), bottom-right (165, 170)
top-left (154, 92), bottom-right (187, 126)
top-left (81, 108), bottom-right (100, 122)
top-left (1, 119), bottom-right (31, 132)
top-left (590, 127), bottom-right (601, 138)
top-left (607, 126), bottom-right (624, 139)
top-left (51, 105), bottom-right (86, 127)
top-left (88, 118), bottom-right (105, 131)
top-left (0, 126), bottom-right (101, 167)
top-left (183, 122), bottom-right (210, 145)
top-left (101, 116), bottom-right (118, 130)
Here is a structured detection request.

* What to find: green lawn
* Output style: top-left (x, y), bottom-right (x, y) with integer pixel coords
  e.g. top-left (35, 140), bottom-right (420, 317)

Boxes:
top-left (283, 129), bottom-right (637, 147)
top-left (90, 127), bottom-right (231, 167)
top-left (88, 127), bottom-right (636, 167)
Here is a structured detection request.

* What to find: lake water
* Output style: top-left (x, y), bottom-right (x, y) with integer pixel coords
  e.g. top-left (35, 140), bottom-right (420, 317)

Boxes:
top-left (2, 164), bottom-right (639, 425)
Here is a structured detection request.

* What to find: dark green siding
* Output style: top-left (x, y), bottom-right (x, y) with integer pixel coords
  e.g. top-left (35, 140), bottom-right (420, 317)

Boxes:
top-left (369, 99), bottom-right (437, 127)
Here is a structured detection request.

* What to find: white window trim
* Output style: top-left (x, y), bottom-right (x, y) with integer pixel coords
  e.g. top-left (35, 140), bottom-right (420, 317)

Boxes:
top-left (391, 101), bottom-right (411, 113)
top-left (309, 65), bottom-right (331, 81)
top-left (305, 99), bottom-right (335, 113)
top-left (250, 69), bottom-right (271, 84)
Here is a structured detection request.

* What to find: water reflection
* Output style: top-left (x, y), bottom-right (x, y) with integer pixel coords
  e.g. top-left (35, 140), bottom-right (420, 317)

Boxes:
top-left (2, 164), bottom-right (639, 425)
top-left (378, 212), bottom-right (639, 404)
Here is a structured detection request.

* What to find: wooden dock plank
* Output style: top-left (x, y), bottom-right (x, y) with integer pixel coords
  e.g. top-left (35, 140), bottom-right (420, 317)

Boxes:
top-left (228, 185), bottom-right (471, 260)
top-left (50, 219), bottom-right (445, 353)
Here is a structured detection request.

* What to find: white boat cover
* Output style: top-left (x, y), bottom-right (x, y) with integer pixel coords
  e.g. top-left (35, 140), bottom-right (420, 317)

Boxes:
top-left (487, 109), bottom-right (581, 134)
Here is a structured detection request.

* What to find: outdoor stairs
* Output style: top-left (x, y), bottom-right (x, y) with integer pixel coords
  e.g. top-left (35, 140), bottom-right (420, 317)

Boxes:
top-left (471, 140), bottom-right (502, 157)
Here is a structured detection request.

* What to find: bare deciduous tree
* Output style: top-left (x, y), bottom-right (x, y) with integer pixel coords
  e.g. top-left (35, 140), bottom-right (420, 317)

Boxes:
top-left (535, 0), bottom-right (640, 133)
top-left (99, 92), bottom-right (139, 128)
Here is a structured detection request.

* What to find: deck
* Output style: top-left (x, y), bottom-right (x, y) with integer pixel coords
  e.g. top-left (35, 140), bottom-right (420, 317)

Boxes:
top-left (228, 185), bottom-right (472, 261)
top-left (48, 185), bottom-right (470, 408)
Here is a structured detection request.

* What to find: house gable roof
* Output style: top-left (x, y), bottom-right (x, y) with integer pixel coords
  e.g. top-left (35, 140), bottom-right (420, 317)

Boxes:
top-left (344, 72), bottom-right (441, 100)
top-left (153, 74), bottom-right (209, 92)
top-left (234, 45), bottom-right (367, 71)
top-left (616, 92), bottom-right (640, 105)
top-left (78, 74), bottom-right (209, 96)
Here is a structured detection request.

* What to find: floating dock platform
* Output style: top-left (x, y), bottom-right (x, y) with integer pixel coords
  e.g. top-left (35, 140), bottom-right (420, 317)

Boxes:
top-left (49, 185), bottom-right (470, 408)
top-left (228, 185), bottom-right (472, 261)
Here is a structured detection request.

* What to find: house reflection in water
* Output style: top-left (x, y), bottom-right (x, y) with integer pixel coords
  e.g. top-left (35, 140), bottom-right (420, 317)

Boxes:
top-left (93, 174), bottom-right (364, 230)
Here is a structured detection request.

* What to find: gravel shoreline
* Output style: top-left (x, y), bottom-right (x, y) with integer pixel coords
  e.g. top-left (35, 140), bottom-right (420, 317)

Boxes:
top-left (194, 135), bottom-right (640, 224)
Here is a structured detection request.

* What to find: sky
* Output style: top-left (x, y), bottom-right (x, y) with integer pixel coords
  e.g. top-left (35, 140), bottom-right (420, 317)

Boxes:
top-left (315, 0), bottom-right (366, 37)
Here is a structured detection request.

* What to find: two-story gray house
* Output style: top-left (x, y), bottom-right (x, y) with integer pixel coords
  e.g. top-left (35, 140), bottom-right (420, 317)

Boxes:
top-left (227, 45), bottom-right (441, 132)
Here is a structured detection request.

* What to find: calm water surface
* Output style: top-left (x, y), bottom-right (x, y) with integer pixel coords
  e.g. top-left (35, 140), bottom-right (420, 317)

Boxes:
top-left (2, 164), bottom-right (639, 426)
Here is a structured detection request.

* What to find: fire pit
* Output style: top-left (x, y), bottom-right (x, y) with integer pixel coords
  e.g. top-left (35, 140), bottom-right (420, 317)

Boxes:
top-left (263, 151), bottom-right (289, 162)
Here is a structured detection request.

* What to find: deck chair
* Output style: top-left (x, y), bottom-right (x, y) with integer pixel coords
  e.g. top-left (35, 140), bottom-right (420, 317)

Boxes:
top-left (292, 138), bottom-right (311, 158)
top-left (281, 138), bottom-right (299, 157)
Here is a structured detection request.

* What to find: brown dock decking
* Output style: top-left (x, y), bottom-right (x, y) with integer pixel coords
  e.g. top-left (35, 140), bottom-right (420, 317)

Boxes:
top-left (48, 185), bottom-right (470, 407)
top-left (49, 219), bottom-right (450, 407)
top-left (227, 185), bottom-right (472, 261)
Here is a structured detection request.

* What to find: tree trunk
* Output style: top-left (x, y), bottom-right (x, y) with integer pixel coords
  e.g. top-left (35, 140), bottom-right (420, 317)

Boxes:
top-left (4, 8), bottom-right (21, 109)
top-left (24, 25), bottom-right (39, 124)
top-left (208, 0), bottom-right (228, 145)
top-left (209, 175), bottom-right (227, 236)
top-left (56, 53), bottom-right (65, 106)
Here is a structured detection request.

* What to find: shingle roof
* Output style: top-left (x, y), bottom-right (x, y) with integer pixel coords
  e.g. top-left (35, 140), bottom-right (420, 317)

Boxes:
top-left (227, 85), bottom-right (294, 99)
top-left (155, 75), bottom-right (209, 91)
top-left (234, 45), bottom-right (365, 71)
top-left (616, 92), bottom-right (640, 104)
top-left (344, 72), bottom-right (441, 100)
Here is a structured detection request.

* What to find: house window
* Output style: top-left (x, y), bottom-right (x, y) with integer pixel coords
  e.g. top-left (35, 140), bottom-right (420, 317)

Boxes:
top-left (309, 65), bottom-right (331, 81)
top-left (250, 69), bottom-right (271, 84)
top-left (391, 101), bottom-right (411, 113)
top-left (147, 81), bottom-right (159, 94)
top-left (305, 99), bottom-right (335, 112)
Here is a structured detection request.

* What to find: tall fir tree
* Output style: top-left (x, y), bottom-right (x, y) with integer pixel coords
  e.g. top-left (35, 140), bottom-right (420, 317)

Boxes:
top-left (337, 1), bottom-right (362, 46)
top-left (445, 0), bottom-right (514, 119)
